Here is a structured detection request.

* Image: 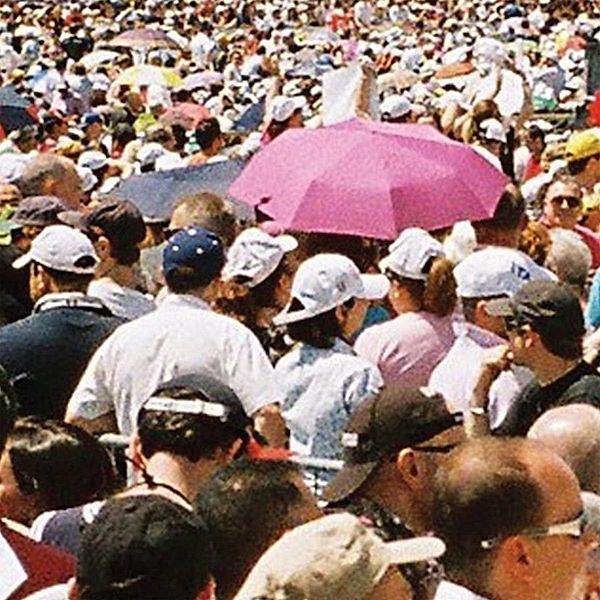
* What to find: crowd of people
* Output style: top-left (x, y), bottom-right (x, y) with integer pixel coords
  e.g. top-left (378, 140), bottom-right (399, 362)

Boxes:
top-left (1, 0), bottom-right (600, 599)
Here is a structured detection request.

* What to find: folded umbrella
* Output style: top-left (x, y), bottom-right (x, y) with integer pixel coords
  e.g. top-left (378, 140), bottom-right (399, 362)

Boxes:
top-left (229, 118), bottom-right (508, 239)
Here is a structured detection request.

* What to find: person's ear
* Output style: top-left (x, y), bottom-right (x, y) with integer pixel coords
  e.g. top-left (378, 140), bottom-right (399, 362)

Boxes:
top-left (521, 324), bottom-right (539, 350)
top-left (496, 536), bottom-right (535, 585)
top-left (395, 448), bottom-right (421, 489)
top-left (335, 303), bottom-right (348, 325)
top-left (95, 235), bottom-right (112, 261)
top-left (129, 434), bottom-right (146, 472)
top-left (67, 577), bottom-right (81, 600)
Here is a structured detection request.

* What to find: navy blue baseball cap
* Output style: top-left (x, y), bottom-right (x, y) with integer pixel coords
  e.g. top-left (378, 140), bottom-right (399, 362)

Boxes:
top-left (80, 112), bottom-right (103, 129)
top-left (163, 227), bottom-right (225, 281)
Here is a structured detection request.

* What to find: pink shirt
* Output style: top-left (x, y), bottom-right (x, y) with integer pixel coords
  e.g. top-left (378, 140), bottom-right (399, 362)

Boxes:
top-left (354, 311), bottom-right (456, 388)
top-left (574, 224), bottom-right (600, 269)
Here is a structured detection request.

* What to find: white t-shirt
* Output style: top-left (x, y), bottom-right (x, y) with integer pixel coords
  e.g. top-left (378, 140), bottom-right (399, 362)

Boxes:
top-left (67, 293), bottom-right (281, 435)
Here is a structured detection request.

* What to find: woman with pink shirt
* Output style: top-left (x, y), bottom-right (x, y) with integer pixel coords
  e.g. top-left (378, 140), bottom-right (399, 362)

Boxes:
top-left (354, 228), bottom-right (457, 387)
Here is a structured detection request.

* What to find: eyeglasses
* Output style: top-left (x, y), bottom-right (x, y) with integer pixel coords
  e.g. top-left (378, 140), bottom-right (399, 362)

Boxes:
top-left (505, 315), bottom-right (527, 333)
top-left (480, 511), bottom-right (587, 549)
top-left (412, 443), bottom-right (460, 454)
top-left (549, 195), bottom-right (582, 209)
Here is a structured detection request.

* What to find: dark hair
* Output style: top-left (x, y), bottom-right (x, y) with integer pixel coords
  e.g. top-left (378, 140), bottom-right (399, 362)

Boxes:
top-left (7, 417), bottom-right (116, 514)
top-left (194, 458), bottom-right (317, 600)
top-left (0, 366), bottom-right (17, 452)
top-left (433, 438), bottom-right (545, 580)
top-left (112, 123), bottom-right (136, 149)
top-left (165, 263), bottom-right (221, 294)
top-left (137, 386), bottom-right (249, 463)
top-left (388, 256), bottom-right (456, 317)
top-left (32, 261), bottom-right (95, 293)
top-left (568, 154), bottom-right (600, 177)
top-left (78, 495), bottom-right (213, 600)
top-left (536, 325), bottom-right (583, 360)
top-left (214, 257), bottom-right (293, 329)
top-left (285, 297), bottom-right (346, 349)
top-left (195, 118), bottom-right (222, 151)
top-left (476, 183), bottom-right (525, 234)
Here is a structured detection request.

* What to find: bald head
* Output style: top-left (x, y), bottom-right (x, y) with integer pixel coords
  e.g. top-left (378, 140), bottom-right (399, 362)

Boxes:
top-left (434, 437), bottom-right (581, 577)
top-left (528, 404), bottom-right (600, 494)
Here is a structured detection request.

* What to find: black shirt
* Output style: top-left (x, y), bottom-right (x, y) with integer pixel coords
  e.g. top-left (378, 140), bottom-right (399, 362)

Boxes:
top-left (495, 361), bottom-right (600, 436)
top-left (0, 294), bottom-right (123, 419)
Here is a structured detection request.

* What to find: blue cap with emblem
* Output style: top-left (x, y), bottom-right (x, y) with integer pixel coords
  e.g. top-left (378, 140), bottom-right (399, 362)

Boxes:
top-left (162, 227), bottom-right (225, 284)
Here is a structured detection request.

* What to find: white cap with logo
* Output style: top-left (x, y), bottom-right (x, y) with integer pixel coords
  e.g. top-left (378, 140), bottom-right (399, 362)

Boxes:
top-left (273, 253), bottom-right (390, 326)
top-left (454, 247), bottom-right (556, 298)
top-left (223, 227), bottom-right (298, 288)
top-left (13, 224), bottom-right (99, 275)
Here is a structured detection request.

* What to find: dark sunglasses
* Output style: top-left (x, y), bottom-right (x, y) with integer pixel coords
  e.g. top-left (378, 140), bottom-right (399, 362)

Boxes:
top-left (550, 195), bottom-right (581, 209)
top-left (412, 443), bottom-right (460, 454)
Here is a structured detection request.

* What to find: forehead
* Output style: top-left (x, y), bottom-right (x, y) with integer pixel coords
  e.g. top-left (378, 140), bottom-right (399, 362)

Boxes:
top-left (546, 180), bottom-right (581, 199)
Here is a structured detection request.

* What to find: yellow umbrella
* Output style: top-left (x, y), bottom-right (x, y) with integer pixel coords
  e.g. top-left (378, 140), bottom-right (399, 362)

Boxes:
top-left (115, 65), bottom-right (183, 88)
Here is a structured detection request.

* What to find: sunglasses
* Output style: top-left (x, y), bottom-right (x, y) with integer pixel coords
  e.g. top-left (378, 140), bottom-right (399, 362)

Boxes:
top-left (412, 443), bottom-right (460, 454)
top-left (481, 511), bottom-right (588, 549)
top-left (549, 195), bottom-right (582, 209)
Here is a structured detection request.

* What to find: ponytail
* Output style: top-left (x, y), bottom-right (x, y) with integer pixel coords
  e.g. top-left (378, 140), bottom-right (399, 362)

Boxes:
top-left (422, 257), bottom-right (457, 317)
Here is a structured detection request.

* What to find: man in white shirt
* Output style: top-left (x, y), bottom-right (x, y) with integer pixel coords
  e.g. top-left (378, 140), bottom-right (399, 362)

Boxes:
top-left (66, 227), bottom-right (285, 446)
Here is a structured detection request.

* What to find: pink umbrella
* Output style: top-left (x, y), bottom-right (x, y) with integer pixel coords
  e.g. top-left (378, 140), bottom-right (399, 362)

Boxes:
top-left (108, 28), bottom-right (179, 50)
top-left (160, 103), bottom-right (211, 130)
top-left (230, 118), bottom-right (509, 239)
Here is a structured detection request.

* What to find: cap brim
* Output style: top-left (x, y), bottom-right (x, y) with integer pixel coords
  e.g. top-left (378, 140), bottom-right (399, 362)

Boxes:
top-left (276, 234), bottom-right (299, 252)
top-left (272, 304), bottom-right (323, 326)
top-left (357, 274), bottom-right (390, 300)
top-left (12, 252), bottom-right (32, 270)
top-left (484, 297), bottom-right (514, 317)
top-left (384, 536), bottom-right (446, 564)
top-left (321, 461), bottom-right (379, 504)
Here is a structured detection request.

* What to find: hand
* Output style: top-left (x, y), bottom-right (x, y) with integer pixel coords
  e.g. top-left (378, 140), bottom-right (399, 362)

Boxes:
top-left (471, 345), bottom-right (513, 409)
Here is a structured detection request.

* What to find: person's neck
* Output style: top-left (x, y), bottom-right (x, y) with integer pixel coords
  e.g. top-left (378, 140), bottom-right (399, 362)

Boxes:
top-left (359, 475), bottom-right (429, 534)
top-left (96, 263), bottom-right (137, 289)
top-left (532, 353), bottom-right (581, 386)
top-left (143, 453), bottom-right (217, 503)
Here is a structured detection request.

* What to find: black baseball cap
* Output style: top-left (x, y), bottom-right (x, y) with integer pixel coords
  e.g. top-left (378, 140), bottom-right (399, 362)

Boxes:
top-left (77, 495), bottom-right (213, 598)
top-left (322, 387), bottom-right (463, 505)
top-left (486, 280), bottom-right (584, 339)
top-left (12, 196), bottom-right (66, 227)
top-left (141, 372), bottom-right (251, 432)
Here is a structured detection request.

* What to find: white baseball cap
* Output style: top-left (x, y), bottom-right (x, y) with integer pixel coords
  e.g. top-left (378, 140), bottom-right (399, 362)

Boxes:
top-left (380, 94), bottom-right (412, 119)
top-left (223, 227), bottom-right (298, 288)
top-left (480, 118), bottom-right (507, 144)
top-left (273, 253), bottom-right (390, 326)
top-left (235, 513), bottom-right (445, 600)
top-left (379, 228), bottom-right (444, 281)
top-left (454, 247), bottom-right (555, 298)
top-left (13, 224), bottom-right (98, 274)
top-left (77, 150), bottom-right (108, 172)
top-left (269, 95), bottom-right (307, 123)
top-left (137, 142), bottom-right (166, 167)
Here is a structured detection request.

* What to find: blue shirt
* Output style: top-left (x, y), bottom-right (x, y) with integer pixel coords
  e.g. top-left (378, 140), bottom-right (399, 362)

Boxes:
top-left (276, 338), bottom-right (383, 463)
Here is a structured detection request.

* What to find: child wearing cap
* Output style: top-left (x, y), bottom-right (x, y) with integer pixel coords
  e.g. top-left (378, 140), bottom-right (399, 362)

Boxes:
top-left (273, 253), bottom-right (388, 486)
top-left (355, 228), bottom-right (457, 388)
top-left (216, 227), bottom-right (299, 362)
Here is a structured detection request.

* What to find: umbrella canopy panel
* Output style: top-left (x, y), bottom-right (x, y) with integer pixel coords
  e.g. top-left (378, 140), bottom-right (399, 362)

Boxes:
top-left (230, 119), bottom-right (508, 239)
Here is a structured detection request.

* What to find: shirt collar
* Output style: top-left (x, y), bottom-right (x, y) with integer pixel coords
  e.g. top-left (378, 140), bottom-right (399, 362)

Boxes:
top-left (435, 581), bottom-right (490, 600)
top-left (462, 322), bottom-right (505, 348)
top-left (159, 293), bottom-right (211, 312)
top-left (33, 292), bottom-right (109, 314)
